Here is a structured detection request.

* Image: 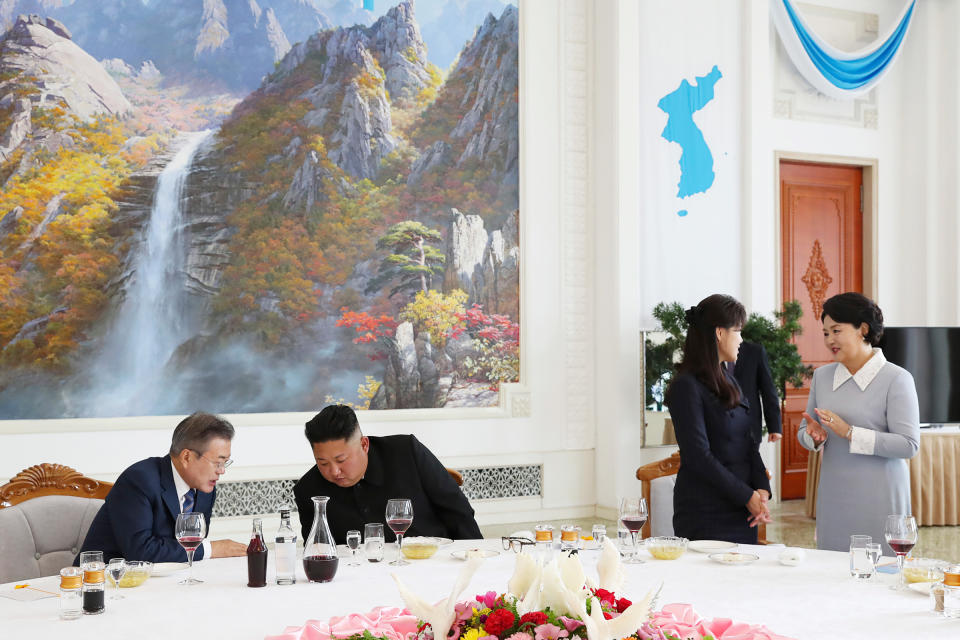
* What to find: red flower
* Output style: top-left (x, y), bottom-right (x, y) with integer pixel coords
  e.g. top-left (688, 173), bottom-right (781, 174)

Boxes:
top-left (615, 597), bottom-right (632, 612)
top-left (602, 612), bottom-right (613, 620)
top-left (592, 589), bottom-right (616, 604)
top-left (484, 609), bottom-right (516, 636)
top-left (519, 612), bottom-right (548, 628)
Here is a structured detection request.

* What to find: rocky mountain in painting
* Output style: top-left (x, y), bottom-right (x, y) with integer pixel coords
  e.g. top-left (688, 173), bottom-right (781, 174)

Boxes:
top-left (0, 14), bottom-right (130, 168)
top-left (0, 0), bottom-right (363, 93)
top-left (0, 1), bottom-right (519, 416)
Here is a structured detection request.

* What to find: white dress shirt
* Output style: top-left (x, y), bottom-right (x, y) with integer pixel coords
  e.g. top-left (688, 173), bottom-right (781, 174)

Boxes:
top-left (171, 460), bottom-right (212, 560)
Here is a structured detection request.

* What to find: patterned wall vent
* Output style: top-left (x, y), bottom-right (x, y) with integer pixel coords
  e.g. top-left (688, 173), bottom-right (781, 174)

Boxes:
top-left (458, 464), bottom-right (542, 501)
top-left (212, 479), bottom-right (296, 519)
top-left (212, 464), bottom-right (543, 517)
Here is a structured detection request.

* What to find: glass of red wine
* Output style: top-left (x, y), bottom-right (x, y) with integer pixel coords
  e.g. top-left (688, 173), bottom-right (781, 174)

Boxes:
top-left (175, 512), bottom-right (206, 585)
top-left (884, 514), bottom-right (917, 591)
top-left (386, 498), bottom-right (414, 566)
top-left (619, 496), bottom-right (648, 564)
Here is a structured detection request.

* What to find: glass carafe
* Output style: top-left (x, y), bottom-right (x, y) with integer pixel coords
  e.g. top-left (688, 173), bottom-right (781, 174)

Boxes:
top-left (302, 496), bottom-right (339, 583)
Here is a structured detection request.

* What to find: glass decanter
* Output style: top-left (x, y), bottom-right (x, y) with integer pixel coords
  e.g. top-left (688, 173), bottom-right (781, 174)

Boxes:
top-left (302, 496), bottom-right (339, 583)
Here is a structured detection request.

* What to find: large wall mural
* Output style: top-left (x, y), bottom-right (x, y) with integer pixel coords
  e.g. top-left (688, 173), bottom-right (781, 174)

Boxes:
top-left (0, 0), bottom-right (519, 419)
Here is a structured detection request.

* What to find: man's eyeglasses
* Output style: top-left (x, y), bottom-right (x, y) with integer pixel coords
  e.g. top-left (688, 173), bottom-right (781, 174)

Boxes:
top-left (501, 536), bottom-right (534, 553)
top-left (191, 450), bottom-right (233, 471)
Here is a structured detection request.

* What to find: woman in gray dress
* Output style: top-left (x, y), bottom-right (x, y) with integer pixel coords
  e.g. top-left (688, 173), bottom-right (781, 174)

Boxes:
top-left (797, 293), bottom-right (920, 552)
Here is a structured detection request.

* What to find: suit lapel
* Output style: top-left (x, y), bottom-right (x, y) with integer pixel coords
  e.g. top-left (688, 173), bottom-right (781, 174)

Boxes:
top-left (160, 455), bottom-right (182, 521)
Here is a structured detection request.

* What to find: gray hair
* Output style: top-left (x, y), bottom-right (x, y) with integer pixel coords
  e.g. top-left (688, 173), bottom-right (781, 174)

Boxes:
top-left (170, 412), bottom-right (235, 456)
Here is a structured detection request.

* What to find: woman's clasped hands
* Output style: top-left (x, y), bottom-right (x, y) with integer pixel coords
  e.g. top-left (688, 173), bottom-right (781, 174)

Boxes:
top-left (746, 489), bottom-right (772, 528)
top-left (803, 408), bottom-right (852, 445)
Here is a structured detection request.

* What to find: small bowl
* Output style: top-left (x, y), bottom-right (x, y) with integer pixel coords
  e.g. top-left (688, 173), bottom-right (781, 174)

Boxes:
top-left (401, 537), bottom-right (440, 559)
top-left (646, 536), bottom-right (688, 560)
top-left (903, 557), bottom-right (948, 584)
top-left (118, 560), bottom-right (153, 588)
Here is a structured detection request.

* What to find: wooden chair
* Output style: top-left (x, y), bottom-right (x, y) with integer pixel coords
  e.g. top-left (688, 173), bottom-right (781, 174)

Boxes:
top-left (0, 464), bottom-right (113, 583)
top-left (635, 452), bottom-right (771, 544)
top-left (635, 452), bottom-right (681, 539)
top-left (446, 467), bottom-right (464, 487)
top-left (1, 463), bottom-right (112, 507)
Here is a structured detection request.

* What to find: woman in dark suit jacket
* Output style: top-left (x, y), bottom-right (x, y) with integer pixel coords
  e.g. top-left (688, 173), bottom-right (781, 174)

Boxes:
top-left (665, 294), bottom-right (772, 543)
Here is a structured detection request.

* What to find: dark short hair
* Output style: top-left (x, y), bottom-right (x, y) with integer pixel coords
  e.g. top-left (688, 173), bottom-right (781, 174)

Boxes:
top-left (170, 412), bottom-right (235, 456)
top-left (305, 405), bottom-right (361, 444)
top-left (821, 292), bottom-right (884, 346)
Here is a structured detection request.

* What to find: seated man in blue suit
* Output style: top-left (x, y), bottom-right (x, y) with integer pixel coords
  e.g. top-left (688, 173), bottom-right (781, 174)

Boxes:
top-left (77, 412), bottom-right (247, 563)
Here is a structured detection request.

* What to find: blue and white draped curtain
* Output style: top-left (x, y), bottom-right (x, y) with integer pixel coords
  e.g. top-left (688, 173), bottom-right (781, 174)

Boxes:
top-left (771, 0), bottom-right (916, 99)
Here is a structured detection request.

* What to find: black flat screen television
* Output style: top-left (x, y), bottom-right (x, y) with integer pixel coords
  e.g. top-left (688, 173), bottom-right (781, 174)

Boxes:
top-left (879, 327), bottom-right (960, 425)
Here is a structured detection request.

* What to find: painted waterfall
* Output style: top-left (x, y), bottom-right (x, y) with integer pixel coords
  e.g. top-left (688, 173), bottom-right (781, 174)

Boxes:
top-left (0, 1), bottom-right (519, 419)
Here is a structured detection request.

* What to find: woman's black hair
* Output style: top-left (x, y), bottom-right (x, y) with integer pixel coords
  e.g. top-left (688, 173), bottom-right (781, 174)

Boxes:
top-left (821, 292), bottom-right (884, 346)
top-left (668, 294), bottom-right (747, 409)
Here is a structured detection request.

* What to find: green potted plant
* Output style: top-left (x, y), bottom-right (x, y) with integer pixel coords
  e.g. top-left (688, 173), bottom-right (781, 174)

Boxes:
top-left (646, 300), bottom-right (812, 406)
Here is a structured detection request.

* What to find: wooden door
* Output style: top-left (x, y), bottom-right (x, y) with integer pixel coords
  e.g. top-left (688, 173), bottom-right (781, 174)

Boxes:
top-left (780, 161), bottom-right (862, 499)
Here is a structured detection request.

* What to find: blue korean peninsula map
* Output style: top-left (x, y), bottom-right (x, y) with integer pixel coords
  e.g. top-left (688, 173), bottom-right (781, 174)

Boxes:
top-left (657, 65), bottom-right (722, 216)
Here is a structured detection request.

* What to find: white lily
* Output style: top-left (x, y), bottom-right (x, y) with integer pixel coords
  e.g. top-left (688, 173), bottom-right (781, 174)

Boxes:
top-left (595, 537), bottom-right (625, 592)
top-left (581, 588), bottom-right (656, 640)
top-left (392, 556), bottom-right (483, 640)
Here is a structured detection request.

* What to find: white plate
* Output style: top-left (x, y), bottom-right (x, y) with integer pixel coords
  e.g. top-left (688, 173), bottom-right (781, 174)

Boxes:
top-left (907, 581), bottom-right (935, 595)
top-left (434, 537), bottom-right (454, 547)
top-left (450, 548), bottom-right (499, 560)
top-left (689, 540), bottom-right (737, 554)
top-left (151, 562), bottom-right (188, 577)
top-left (708, 552), bottom-right (759, 566)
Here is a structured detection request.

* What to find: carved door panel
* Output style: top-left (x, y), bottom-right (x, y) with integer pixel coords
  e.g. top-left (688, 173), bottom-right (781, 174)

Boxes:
top-left (779, 161), bottom-right (862, 499)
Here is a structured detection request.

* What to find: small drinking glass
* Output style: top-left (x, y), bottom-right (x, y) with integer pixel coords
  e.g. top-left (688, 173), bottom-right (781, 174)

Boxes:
top-left (364, 523), bottom-right (385, 563)
top-left (849, 535), bottom-right (873, 580)
top-left (175, 512), bottom-right (206, 585)
top-left (592, 524), bottom-right (607, 546)
top-left (617, 526), bottom-right (635, 560)
top-left (884, 514), bottom-right (918, 591)
top-left (386, 498), bottom-right (414, 566)
top-left (346, 529), bottom-right (362, 566)
top-left (866, 543), bottom-right (882, 579)
top-left (79, 551), bottom-right (103, 569)
top-left (106, 558), bottom-right (126, 599)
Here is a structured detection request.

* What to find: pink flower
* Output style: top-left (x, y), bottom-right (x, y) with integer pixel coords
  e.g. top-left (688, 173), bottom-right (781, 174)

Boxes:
top-left (455, 601), bottom-right (477, 623)
top-left (557, 617), bottom-right (583, 633)
top-left (476, 591), bottom-right (499, 609)
top-left (504, 633), bottom-right (534, 640)
top-left (533, 624), bottom-right (568, 640)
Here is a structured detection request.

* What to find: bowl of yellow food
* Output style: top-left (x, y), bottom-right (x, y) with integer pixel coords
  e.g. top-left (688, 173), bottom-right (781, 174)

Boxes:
top-left (646, 536), bottom-right (688, 560)
top-left (117, 561), bottom-right (153, 588)
top-left (903, 557), bottom-right (948, 584)
top-left (401, 537), bottom-right (441, 559)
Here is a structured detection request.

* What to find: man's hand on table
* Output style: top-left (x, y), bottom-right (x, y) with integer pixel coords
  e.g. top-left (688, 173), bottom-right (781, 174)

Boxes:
top-left (211, 539), bottom-right (248, 558)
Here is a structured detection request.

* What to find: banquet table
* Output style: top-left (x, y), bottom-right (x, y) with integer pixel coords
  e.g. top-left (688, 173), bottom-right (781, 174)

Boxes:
top-left (805, 425), bottom-right (960, 523)
top-left (0, 540), bottom-right (955, 639)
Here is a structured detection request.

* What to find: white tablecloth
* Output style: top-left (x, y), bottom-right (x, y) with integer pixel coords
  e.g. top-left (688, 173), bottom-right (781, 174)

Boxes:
top-left (0, 541), bottom-right (955, 638)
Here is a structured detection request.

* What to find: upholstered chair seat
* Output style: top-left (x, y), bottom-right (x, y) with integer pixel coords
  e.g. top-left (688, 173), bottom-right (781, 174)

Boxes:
top-left (0, 495), bottom-right (104, 582)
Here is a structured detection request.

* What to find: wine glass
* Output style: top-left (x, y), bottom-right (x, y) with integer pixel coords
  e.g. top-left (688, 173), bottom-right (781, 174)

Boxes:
top-left (106, 558), bottom-right (126, 600)
top-left (619, 497), bottom-right (648, 564)
top-left (385, 498), bottom-right (414, 566)
top-left (884, 514), bottom-right (918, 591)
top-left (346, 529), bottom-right (362, 566)
top-left (175, 512), bottom-right (206, 585)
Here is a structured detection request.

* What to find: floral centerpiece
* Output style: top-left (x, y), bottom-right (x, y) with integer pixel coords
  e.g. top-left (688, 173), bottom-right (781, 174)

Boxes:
top-left (267, 541), bottom-right (794, 640)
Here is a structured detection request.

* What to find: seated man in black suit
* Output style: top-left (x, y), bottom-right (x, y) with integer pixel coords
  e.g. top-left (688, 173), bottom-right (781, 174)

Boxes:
top-left (294, 404), bottom-right (482, 544)
top-left (732, 341), bottom-right (783, 444)
top-left (77, 412), bottom-right (247, 563)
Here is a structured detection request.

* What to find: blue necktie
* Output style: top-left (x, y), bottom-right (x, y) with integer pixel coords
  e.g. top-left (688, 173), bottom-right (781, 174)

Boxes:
top-left (182, 490), bottom-right (195, 513)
